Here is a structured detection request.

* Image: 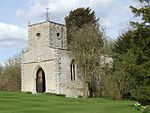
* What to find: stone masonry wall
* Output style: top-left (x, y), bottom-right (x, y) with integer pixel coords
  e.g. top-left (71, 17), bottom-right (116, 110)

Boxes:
top-left (57, 49), bottom-right (83, 97)
top-left (21, 21), bottom-right (83, 97)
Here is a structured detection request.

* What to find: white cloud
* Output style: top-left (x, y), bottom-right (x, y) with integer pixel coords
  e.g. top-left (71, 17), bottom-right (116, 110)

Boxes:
top-left (101, 18), bottom-right (112, 28)
top-left (0, 62), bottom-right (4, 67)
top-left (16, 0), bottom-right (115, 21)
top-left (15, 0), bottom-right (137, 39)
top-left (0, 22), bottom-right (27, 48)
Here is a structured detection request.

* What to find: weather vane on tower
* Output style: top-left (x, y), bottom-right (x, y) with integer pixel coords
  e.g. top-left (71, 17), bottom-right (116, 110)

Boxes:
top-left (46, 8), bottom-right (50, 21)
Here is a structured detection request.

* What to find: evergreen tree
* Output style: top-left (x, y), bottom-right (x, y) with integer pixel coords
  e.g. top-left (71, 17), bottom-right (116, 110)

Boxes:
top-left (130, 0), bottom-right (150, 104)
top-left (65, 7), bottom-right (99, 46)
top-left (65, 8), bottom-right (104, 97)
top-left (113, 0), bottom-right (150, 104)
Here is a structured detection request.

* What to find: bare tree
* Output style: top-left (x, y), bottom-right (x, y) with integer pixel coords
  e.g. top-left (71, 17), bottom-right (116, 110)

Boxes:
top-left (0, 63), bottom-right (3, 75)
top-left (0, 55), bottom-right (21, 91)
top-left (69, 24), bottom-right (104, 97)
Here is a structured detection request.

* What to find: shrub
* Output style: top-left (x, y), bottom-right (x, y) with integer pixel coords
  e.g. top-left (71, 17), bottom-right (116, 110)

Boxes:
top-left (0, 55), bottom-right (21, 91)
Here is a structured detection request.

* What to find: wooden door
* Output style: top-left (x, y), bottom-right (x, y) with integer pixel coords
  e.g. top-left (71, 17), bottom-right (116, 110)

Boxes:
top-left (36, 68), bottom-right (46, 93)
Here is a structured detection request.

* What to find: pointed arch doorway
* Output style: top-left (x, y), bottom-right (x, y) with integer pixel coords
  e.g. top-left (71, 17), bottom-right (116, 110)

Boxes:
top-left (36, 68), bottom-right (46, 93)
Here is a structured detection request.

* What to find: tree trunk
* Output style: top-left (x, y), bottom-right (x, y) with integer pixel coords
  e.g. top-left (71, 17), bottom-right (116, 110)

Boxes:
top-left (83, 68), bottom-right (89, 98)
top-left (83, 81), bottom-right (89, 98)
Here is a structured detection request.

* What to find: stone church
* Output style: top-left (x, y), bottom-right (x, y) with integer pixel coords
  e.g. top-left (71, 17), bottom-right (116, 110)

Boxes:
top-left (21, 20), bottom-right (83, 97)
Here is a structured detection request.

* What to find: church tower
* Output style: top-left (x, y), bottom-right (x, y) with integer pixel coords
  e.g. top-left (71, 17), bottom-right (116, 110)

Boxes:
top-left (28, 21), bottom-right (67, 50)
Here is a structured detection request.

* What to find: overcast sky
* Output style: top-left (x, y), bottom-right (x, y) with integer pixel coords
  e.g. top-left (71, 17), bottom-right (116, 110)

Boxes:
top-left (0, 0), bottom-right (138, 64)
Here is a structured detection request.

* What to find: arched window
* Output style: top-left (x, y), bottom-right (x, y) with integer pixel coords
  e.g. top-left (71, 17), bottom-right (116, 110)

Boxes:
top-left (70, 59), bottom-right (76, 81)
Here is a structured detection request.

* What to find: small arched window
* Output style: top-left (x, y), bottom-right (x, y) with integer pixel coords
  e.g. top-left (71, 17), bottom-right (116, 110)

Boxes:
top-left (36, 33), bottom-right (41, 39)
top-left (57, 33), bottom-right (60, 37)
top-left (56, 32), bottom-right (62, 40)
top-left (36, 33), bottom-right (40, 37)
top-left (70, 59), bottom-right (76, 81)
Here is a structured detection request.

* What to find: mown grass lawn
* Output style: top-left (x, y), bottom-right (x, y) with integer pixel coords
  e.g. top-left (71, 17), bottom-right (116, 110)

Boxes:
top-left (0, 91), bottom-right (140, 113)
